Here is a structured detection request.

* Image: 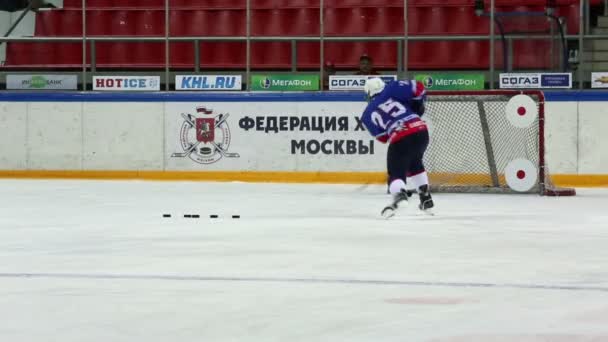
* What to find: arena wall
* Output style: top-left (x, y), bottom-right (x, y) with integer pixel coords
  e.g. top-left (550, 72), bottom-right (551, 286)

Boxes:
top-left (0, 91), bottom-right (606, 187)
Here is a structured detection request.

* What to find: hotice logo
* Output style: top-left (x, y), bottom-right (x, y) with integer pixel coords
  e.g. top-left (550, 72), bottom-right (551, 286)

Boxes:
top-left (96, 78), bottom-right (148, 88)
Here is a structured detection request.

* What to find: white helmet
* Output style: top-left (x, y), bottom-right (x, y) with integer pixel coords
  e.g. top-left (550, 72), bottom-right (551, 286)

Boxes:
top-left (364, 77), bottom-right (385, 99)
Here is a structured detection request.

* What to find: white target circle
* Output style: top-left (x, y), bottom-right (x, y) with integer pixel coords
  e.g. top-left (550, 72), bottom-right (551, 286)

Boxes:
top-left (505, 94), bottom-right (537, 128)
top-left (505, 159), bottom-right (538, 192)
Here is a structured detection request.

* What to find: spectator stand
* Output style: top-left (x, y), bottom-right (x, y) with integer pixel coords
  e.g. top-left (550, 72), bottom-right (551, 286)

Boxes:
top-left (0, 0), bottom-right (606, 90)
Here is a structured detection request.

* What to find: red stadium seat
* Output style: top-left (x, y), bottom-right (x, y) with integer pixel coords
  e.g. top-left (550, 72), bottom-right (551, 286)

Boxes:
top-left (64, 0), bottom-right (159, 9)
top-left (170, 10), bottom-right (212, 36)
top-left (1, 0), bottom-right (585, 71)
top-left (199, 42), bottom-right (246, 69)
top-left (252, 42), bottom-right (292, 68)
top-left (296, 41), bottom-right (320, 69)
top-left (170, 0), bottom-right (245, 9)
top-left (446, 6), bottom-right (488, 34)
top-left (367, 7), bottom-right (404, 36)
top-left (325, 0), bottom-right (403, 6)
top-left (252, 0), bottom-right (319, 8)
top-left (208, 10), bottom-right (246, 36)
top-left (35, 10), bottom-right (82, 36)
top-left (323, 41), bottom-right (397, 69)
top-left (169, 42), bottom-right (193, 68)
top-left (293, 8), bottom-right (320, 35)
top-left (558, 3), bottom-right (581, 35)
top-left (421, 7), bottom-right (449, 35)
top-left (512, 40), bottom-right (552, 69)
top-left (251, 9), bottom-right (286, 36)
top-left (252, 8), bottom-right (319, 36)
top-left (134, 10), bottom-right (165, 36)
top-left (324, 8), bottom-right (363, 36)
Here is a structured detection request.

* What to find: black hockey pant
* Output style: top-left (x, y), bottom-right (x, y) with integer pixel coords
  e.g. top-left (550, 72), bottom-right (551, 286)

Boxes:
top-left (387, 130), bottom-right (429, 185)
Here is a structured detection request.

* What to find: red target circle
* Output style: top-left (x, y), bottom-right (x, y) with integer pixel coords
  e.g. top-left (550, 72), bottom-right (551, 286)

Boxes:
top-left (517, 107), bottom-right (527, 116)
top-left (517, 170), bottom-right (526, 179)
top-left (506, 95), bottom-right (537, 128)
top-left (505, 159), bottom-right (538, 192)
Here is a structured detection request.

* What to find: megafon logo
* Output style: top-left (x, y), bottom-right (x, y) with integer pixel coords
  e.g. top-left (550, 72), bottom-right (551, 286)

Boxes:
top-left (422, 76), bottom-right (434, 88)
top-left (260, 77), bottom-right (271, 89)
top-left (171, 106), bottom-right (240, 165)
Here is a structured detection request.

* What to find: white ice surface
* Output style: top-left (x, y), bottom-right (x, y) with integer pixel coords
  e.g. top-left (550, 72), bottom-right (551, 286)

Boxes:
top-left (1, 180), bottom-right (608, 342)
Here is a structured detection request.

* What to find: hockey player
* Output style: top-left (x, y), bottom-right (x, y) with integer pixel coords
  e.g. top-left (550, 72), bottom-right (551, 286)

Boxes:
top-left (360, 78), bottom-right (433, 218)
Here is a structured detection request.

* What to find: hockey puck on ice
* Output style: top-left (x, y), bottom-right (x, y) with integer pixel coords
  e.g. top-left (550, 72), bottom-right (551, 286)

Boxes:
top-left (505, 95), bottom-right (537, 128)
top-left (505, 158), bottom-right (538, 192)
top-left (163, 214), bottom-right (171, 218)
top-left (210, 215), bottom-right (219, 219)
top-left (232, 215), bottom-right (240, 219)
top-left (199, 147), bottom-right (213, 155)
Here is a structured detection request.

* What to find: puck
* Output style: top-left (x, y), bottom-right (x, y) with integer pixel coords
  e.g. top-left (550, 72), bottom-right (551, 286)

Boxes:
top-left (199, 147), bottom-right (213, 155)
top-left (163, 214), bottom-right (171, 218)
top-left (210, 215), bottom-right (219, 219)
top-left (232, 215), bottom-right (240, 219)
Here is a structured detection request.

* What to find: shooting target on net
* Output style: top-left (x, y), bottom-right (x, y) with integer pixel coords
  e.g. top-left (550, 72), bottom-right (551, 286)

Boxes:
top-left (505, 94), bottom-right (537, 128)
top-left (505, 159), bottom-right (538, 192)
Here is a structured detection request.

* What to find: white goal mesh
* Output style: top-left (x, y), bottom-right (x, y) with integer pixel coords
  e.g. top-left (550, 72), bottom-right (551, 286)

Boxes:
top-left (423, 90), bottom-right (574, 196)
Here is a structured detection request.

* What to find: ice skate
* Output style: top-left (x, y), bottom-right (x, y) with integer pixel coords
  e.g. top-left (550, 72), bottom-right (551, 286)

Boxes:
top-left (417, 185), bottom-right (434, 215)
top-left (381, 189), bottom-right (409, 219)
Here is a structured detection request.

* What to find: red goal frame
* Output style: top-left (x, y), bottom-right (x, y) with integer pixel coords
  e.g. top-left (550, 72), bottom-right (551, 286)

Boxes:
top-left (428, 90), bottom-right (576, 197)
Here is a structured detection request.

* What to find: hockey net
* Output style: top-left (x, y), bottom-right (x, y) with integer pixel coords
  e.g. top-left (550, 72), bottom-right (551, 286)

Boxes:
top-left (423, 90), bottom-right (575, 196)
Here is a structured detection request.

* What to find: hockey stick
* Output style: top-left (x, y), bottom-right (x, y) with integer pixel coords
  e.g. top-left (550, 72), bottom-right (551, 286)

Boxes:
top-left (171, 113), bottom-right (199, 157)
top-left (210, 141), bottom-right (239, 158)
top-left (181, 113), bottom-right (195, 128)
top-left (170, 141), bottom-right (202, 158)
top-left (215, 113), bottom-right (229, 127)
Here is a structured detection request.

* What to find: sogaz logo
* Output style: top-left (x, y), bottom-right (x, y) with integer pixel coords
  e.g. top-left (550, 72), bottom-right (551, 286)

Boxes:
top-left (329, 75), bottom-right (396, 90)
top-left (330, 78), bottom-right (366, 87)
top-left (500, 74), bottom-right (541, 88)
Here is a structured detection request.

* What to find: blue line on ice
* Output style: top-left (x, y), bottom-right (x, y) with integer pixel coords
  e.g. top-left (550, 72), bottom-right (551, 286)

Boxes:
top-left (1, 273), bottom-right (607, 293)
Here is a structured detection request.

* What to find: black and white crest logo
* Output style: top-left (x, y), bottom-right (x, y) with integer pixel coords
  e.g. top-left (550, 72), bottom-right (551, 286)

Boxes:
top-left (171, 106), bottom-right (240, 164)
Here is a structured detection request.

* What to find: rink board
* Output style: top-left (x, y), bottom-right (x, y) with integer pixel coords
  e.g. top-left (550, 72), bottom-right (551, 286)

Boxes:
top-left (0, 91), bottom-right (607, 187)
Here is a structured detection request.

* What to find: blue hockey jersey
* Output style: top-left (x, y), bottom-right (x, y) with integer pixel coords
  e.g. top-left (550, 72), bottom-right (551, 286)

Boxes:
top-left (360, 79), bottom-right (427, 144)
